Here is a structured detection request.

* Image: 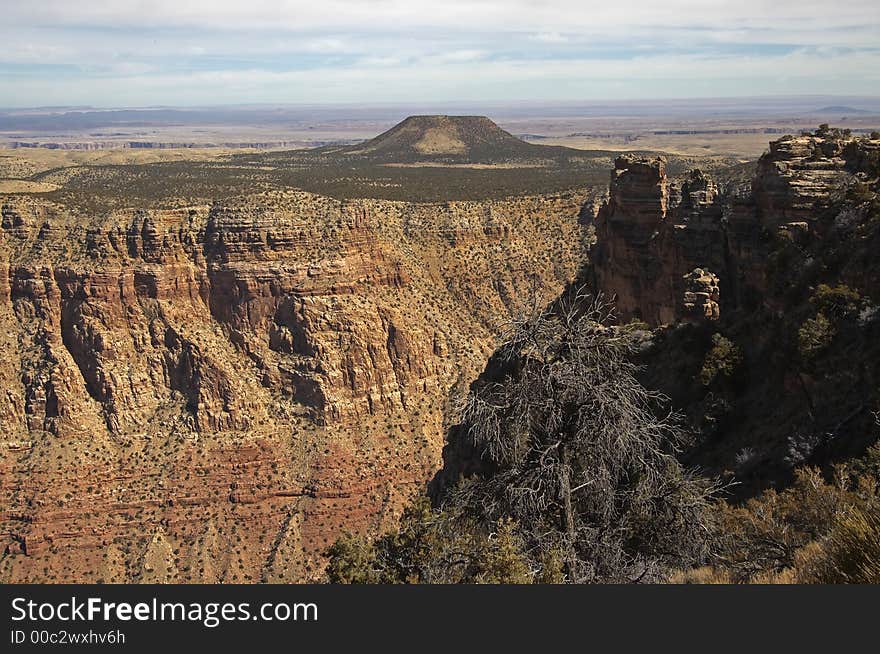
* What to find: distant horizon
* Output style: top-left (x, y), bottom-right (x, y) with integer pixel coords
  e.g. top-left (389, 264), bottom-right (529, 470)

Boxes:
top-left (3, 94), bottom-right (880, 114)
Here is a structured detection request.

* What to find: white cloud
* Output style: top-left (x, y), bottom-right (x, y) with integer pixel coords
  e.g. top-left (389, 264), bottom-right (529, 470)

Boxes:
top-left (1, 1), bottom-right (878, 105)
top-left (429, 50), bottom-right (488, 64)
top-left (299, 38), bottom-right (352, 54)
top-left (358, 56), bottom-right (404, 67)
top-left (4, 46), bottom-right (878, 106)
top-left (4, 1), bottom-right (878, 35)
top-left (529, 33), bottom-right (569, 44)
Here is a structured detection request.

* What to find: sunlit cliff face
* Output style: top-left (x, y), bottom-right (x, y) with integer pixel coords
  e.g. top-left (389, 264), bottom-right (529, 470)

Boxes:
top-left (0, 184), bottom-right (586, 582)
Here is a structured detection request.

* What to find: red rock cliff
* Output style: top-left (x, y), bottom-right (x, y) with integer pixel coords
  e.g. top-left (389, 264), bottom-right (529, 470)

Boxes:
top-left (0, 189), bottom-right (586, 582)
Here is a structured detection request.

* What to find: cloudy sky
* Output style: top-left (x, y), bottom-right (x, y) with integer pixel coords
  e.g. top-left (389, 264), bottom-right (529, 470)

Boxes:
top-left (2, 1), bottom-right (879, 107)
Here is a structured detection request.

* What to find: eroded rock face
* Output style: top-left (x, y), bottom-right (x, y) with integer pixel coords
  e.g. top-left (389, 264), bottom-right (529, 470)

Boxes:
top-left (0, 189), bottom-right (586, 582)
top-left (590, 156), bottom-right (672, 324)
top-left (681, 268), bottom-right (720, 322)
top-left (753, 129), bottom-right (855, 229)
top-left (590, 131), bottom-right (880, 326)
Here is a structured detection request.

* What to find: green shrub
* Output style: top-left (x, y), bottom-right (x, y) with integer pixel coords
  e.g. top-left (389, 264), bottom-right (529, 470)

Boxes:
top-left (474, 519), bottom-right (532, 584)
top-left (684, 440), bottom-right (880, 584)
top-left (850, 441), bottom-right (880, 481)
top-left (325, 498), bottom-right (539, 584)
top-left (798, 312), bottom-right (835, 360)
top-left (710, 467), bottom-right (846, 580)
top-left (325, 532), bottom-right (379, 584)
top-left (700, 334), bottom-right (742, 386)
top-left (810, 284), bottom-right (861, 318)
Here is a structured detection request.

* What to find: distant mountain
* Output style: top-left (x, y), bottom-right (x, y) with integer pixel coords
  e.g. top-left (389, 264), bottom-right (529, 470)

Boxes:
top-left (814, 106), bottom-right (870, 114)
top-left (315, 115), bottom-right (583, 163)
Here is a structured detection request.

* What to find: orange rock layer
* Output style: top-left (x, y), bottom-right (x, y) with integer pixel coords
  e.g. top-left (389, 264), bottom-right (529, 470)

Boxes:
top-left (0, 189), bottom-right (587, 582)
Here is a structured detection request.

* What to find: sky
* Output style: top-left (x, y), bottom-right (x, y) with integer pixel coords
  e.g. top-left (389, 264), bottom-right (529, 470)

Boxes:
top-left (1, 0), bottom-right (879, 107)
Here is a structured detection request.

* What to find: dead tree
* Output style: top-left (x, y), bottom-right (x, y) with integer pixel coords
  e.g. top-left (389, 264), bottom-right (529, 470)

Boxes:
top-left (444, 288), bottom-right (714, 583)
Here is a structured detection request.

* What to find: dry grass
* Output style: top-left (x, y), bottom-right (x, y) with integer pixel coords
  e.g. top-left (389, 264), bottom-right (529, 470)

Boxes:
top-left (667, 566), bottom-right (735, 584)
top-left (0, 147), bottom-right (240, 177)
top-left (537, 133), bottom-right (775, 159)
top-left (0, 180), bottom-right (60, 193)
top-left (381, 162), bottom-right (547, 169)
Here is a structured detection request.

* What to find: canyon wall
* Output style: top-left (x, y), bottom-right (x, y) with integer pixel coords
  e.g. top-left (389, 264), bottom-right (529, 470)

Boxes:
top-left (587, 129), bottom-right (880, 491)
top-left (0, 189), bottom-right (586, 582)
top-left (591, 129), bottom-right (880, 326)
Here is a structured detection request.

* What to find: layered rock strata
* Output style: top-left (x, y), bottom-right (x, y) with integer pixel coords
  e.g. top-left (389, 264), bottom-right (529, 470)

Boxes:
top-left (591, 131), bottom-right (880, 325)
top-left (0, 189), bottom-right (586, 582)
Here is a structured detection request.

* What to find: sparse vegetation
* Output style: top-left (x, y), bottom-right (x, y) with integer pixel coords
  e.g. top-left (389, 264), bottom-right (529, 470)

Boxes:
top-left (808, 504), bottom-right (880, 583)
top-left (810, 284), bottom-right (861, 318)
top-left (798, 312), bottom-right (835, 360)
top-left (700, 333), bottom-right (742, 386)
top-left (328, 291), bottom-right (715, 583)
top-left (674, 440), bottom-right (880, 584)
top-left (5, 122), bottom-right (880, 585)
top-left (325, 498), bottom-right (539, 584)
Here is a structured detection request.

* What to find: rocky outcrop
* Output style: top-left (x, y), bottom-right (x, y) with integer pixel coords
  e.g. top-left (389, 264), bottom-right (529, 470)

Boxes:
top-left (0, 189), bottom-right (587, 582)
top-left (681, 268), bottom-right (720, 322)
top-left (591, 130), bottom-right (880, 326)
top-left (753, 127), bottom-right (859, 229)
top-left (590, 156), bottom-right (669, 323)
